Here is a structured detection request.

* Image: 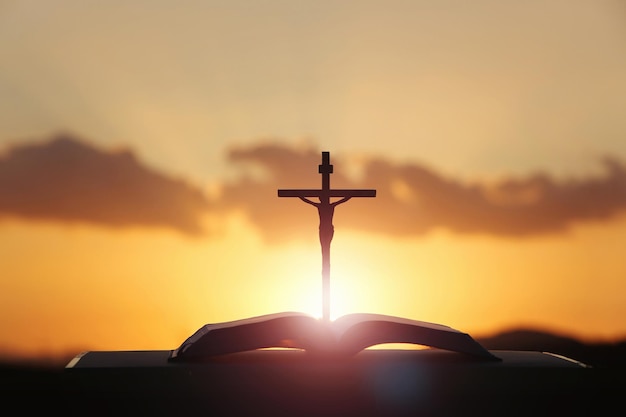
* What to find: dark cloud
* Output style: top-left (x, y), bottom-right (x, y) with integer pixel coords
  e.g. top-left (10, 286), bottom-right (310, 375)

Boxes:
top-left (0, 134), bottom-right (209, 235)
top-left (219, 143), bottom-right (626, 242)
top-left (3, 138), bottom-right (625, 241)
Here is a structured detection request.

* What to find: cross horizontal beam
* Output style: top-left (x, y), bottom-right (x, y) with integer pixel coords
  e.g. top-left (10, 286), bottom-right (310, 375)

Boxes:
top-left (278, 189), bottom-right (376, 198)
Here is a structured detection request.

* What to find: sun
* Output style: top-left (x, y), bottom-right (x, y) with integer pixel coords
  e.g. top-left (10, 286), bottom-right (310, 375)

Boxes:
top-left (268, 243), bottom-right (367, 320)
top-left (261, 230), bottom-right (393, 322)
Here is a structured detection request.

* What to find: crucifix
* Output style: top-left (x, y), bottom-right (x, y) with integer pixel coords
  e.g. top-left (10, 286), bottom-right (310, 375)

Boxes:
top-left (278, 152), bottom-right (376, 322)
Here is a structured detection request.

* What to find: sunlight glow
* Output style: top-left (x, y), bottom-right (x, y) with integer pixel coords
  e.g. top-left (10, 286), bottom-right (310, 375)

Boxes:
top-left (366, 344), bottom-right (429, 351)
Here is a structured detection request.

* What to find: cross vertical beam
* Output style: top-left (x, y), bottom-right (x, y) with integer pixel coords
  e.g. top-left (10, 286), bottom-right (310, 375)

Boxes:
top-left (278, 152), bottom-right (376, 322)
top-left (318, 152), bottom-right (332, 324)
top-left (319, 151), bottom-right (332, 194)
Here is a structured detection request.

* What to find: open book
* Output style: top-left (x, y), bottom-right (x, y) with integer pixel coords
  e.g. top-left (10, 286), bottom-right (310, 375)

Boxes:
top-left (169, 312), bottom-right (500, 361)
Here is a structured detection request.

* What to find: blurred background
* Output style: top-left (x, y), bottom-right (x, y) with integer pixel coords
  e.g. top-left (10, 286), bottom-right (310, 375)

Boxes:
top-left (1, 0), bottom-right (625, 364)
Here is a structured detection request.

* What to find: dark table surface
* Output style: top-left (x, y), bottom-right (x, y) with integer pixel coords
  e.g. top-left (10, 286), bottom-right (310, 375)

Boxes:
top-left (3, 349), bottom-right (623, 416)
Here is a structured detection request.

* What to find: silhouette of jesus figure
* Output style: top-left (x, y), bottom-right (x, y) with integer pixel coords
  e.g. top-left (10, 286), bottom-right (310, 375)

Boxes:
top-left (298, 196), bottom-right (351, 249)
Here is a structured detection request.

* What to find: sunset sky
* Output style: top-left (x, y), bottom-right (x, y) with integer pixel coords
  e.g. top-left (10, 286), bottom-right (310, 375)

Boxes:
top-left (1, 0), bottom-right (626, 359)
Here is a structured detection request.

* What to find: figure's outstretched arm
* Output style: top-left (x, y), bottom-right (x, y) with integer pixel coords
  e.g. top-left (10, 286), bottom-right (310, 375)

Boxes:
top-left (298, 196), bottom-right (320, 207)
top-left (330, 197), bottom-right (352, 207)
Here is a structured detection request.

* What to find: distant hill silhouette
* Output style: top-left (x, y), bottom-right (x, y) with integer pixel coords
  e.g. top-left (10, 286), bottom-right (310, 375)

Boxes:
top-left (477, 328), bottom-right (626, 369)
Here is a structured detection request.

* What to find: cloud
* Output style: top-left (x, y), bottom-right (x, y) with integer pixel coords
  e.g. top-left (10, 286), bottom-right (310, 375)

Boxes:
top-left (0, 134), bottom-right (209, 235)
top-left (3, 137), bottom-right (625, 241)
top-left (219, 142), bottom-right (626, 242)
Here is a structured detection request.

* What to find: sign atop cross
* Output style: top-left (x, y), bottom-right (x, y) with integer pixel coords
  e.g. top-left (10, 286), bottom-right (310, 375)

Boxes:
top-left (278, 152), bottom-right (376, 322)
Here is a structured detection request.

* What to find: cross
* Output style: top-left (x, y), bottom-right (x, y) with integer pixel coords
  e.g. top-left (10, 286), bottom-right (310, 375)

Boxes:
top-left (278, 152), bottom-right (376, 322)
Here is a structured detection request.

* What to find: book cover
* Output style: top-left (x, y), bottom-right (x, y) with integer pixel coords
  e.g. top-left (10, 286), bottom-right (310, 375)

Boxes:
top-left (169, 312), bottom-right (500, 361)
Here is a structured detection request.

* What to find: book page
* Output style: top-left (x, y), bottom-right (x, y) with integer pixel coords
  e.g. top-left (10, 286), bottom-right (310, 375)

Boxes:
top-left (175, 312), bottom-right (313, 351)
top-left (331, 313), bottom-right (461, 340)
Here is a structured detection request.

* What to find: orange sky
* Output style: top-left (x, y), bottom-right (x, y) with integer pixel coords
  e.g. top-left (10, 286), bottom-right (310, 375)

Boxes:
top-left (2, 139), bottom-right (626, 359)
top-left (1, 1), bottom-right (626, 359)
